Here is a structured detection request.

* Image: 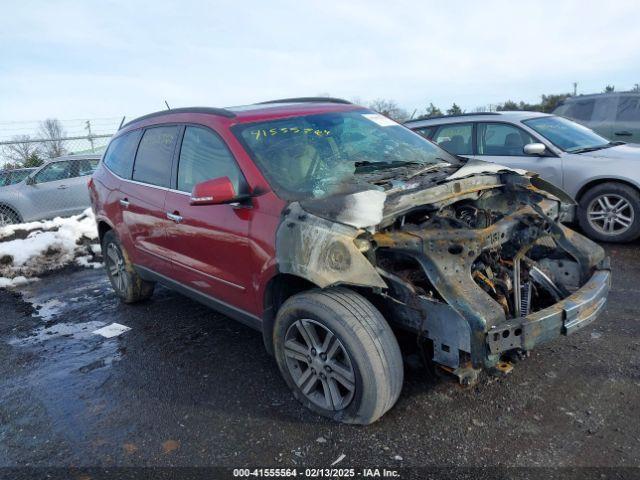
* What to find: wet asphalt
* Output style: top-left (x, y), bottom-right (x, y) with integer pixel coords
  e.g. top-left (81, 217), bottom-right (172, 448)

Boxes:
top-left (0, 244), bottom-right (639, 471)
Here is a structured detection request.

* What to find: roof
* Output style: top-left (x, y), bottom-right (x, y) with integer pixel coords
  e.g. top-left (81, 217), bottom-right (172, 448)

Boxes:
top-left (45, 153), bottom-right (102, 163)
top-left (405, 110), bottom-right (551, 128)
top-left (120, 98), bottom-right (359, 130)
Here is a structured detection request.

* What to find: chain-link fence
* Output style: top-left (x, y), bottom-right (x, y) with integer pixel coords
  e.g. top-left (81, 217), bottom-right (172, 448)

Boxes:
top-left (0, 135), bottom-right (112, 227)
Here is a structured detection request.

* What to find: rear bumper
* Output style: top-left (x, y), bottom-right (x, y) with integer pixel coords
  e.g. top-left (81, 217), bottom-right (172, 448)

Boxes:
top-left (486, 265), bottom-right (611, 355)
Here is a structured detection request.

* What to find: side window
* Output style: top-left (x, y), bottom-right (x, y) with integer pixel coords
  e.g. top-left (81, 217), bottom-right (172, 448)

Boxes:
top-left (133, 126), bottom-right (180, 188)
top-left (177, 126), bottom-right (246, 194)
top-left (565, 99), bottom-right (595, 121)
top-left (34, 161), bottom-right (72, 183)
top-left (432, 123), bottom-right (473, 155)
top-left (477, 123), bottom-right (536, 156)
top-left (103, 130), bottom-right (142, 179)
top-left (413, 126), bottom-right (435, 139)
top-left (616, 97), bottom-right (640, 121)
top-left (77, 159), bottom-right (99, 177)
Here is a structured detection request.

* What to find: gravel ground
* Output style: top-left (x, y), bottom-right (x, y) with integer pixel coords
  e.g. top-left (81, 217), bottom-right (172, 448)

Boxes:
top-left (0, 243), bottom-right (638, 476)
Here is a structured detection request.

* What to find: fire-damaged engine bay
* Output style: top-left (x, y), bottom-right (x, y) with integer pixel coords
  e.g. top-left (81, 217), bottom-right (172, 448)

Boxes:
top-left (276, 160), bottom-right (611, 384)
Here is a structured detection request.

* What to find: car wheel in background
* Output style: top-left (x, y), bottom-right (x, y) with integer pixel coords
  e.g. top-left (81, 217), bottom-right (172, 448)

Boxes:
top-left (102, 230), bottom-right (155, 303)
top-left (0, 206), bottom-right (20, 227)
top-left (273, 287), bottom-right (403, 425)
top-left (578, 182), bottom-right (640, 243)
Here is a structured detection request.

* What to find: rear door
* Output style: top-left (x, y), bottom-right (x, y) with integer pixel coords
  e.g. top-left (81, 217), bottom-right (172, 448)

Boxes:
top-left (469, 122), bottom-right (564, 187)
top-left (614, 95), bottom-right (640, 143)
top-left (163, 125), bottom-right (253, 308)
top-left (119, 125), bottom-right (180, 277)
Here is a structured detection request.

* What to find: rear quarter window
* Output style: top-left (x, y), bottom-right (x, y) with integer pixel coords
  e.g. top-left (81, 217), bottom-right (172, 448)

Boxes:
top-left (103, 130), bottom-right (142, 179)
top-left (132, 126), bottom-right (180, 188)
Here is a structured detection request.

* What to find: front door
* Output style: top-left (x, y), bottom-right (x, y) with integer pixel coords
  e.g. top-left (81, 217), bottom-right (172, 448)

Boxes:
top-left (28, 160), bottom-right (80, 219)
top-left (469, 122), bottom-right (564, 188)
top-left (163, 125), bottom-right (253, 309)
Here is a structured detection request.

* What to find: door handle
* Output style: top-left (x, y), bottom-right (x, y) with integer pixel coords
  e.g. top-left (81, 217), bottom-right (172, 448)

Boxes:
top-left (119, 198), bottom-right (130, 208)
top-left (615, 131), bottom-right (632, 136)
top-left (57, 185), bottom-right (68, 190)
top-left (167, 212), bottom-right (183, 223)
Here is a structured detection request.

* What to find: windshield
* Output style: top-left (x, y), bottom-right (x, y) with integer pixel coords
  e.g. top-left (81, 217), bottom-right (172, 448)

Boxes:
top-left (233, 110), bottom-right (456, 200)
top-left (523, 116), bottom-right (611, 153)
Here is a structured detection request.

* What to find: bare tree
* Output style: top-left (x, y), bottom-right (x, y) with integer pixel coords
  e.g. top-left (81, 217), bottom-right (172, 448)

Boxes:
top-left (38, 118), bottom-right (67, 158)
top-left (2, 135), bottom-right (43, 166)
top-left (368, 98), bottom-right (409, 122)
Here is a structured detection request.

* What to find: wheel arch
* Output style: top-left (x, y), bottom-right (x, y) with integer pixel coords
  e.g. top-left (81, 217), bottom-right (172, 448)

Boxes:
top-left (575, 177), bottom-right (640, 203)
top-left (262, 273), bottom-right (319, 355)
top-left (96, 218), bottom-right (115, 244)
top-left (0, 202), bottom-right (23, 223)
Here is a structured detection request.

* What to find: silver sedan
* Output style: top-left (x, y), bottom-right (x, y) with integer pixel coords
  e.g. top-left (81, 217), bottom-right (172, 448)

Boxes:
top-left (406, 112), bottom-right (640, 242)
top-left (0, 154), bottom-right (100, 226)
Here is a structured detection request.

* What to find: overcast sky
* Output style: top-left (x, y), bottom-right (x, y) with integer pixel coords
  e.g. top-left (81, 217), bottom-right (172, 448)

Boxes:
top-left (1, 0), bottom-right (639, 132)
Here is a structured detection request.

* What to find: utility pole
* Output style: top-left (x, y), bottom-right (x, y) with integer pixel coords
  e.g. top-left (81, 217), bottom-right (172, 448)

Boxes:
top-left (85, 120), bottom-right (95, 152)
top-left (573, 82), bottom-right (577, 96)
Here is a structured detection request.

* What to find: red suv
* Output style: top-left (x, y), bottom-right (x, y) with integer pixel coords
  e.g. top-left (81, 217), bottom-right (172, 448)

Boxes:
top-left (90, 98), bottom-right (610, 424)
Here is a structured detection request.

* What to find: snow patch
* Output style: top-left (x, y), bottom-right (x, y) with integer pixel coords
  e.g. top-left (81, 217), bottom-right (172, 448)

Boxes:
top-left (335, 190), bottom-right (386, 228)
top-left (0, 275), bottom-right (35, 288)
top-left (0, 209), bottom-right (101, 286)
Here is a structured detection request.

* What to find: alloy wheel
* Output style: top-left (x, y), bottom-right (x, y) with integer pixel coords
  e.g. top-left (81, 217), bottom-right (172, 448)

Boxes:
top-left (587, 194), bottom-right (635, 236)
top-left (105, 243), bottom-right (129, 294)
top-left (283, 319), bottom-right (356, 411)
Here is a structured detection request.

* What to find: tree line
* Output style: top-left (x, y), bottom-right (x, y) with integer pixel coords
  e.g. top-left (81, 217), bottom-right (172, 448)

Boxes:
top-left (2, 119), bottom-right (67, 169)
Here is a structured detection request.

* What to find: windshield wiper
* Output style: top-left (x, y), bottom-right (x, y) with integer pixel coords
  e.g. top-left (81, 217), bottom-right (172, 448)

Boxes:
top-left (354, 160), bottom-right (421, 172)
top-left (569, 143), bottom-right (617, 154)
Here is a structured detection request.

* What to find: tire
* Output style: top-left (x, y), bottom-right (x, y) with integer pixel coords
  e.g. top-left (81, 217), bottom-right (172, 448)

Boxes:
top-left (102, 230), bottom-right (155, 303)
top-left (578, 182), bottom-right (640, 243)
top-left (0, 206), bottom-right (20, 227)
top-left (273, 287), bottom-right (403, 425)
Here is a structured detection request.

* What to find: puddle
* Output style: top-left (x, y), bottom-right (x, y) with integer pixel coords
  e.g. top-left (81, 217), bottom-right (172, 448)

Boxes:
top-left (9, 320), bottom-right (107, 346)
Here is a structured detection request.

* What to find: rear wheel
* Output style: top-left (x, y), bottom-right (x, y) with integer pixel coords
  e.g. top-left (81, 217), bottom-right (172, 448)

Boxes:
top-left (273, 287), bottom-right (403, 424)
top-left (102, 230), bottom-right (155, 303)
top-left (0, 207), bottom-right (20, 227)
top-left (578, 182), bottom-right (640, 243)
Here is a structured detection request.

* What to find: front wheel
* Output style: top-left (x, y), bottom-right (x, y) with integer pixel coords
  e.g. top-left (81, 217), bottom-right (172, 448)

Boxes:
top-left (578, 182), bottom-right (640, 243)
top-left (273, 287), bottom-right (403, 424)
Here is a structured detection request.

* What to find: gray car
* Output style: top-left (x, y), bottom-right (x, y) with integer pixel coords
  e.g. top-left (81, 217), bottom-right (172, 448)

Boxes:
top-left (553, 92), bottom-right (640, 144)
top-left (0, 154), bottom-right (100, 226)
top-left (406, 112), bottom-right (640, 242)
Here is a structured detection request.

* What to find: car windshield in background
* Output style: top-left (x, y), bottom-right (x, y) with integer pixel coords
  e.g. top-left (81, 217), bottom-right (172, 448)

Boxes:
top-left (0, 169), bottom-right (33, 187)
top-left (524, 116), bottom-right (612, 153)
top-left (234, 110), bottom-right (456, 200)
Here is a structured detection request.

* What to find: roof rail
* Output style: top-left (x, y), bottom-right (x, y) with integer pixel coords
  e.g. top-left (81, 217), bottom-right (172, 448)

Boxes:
top-left (405, 112), bottom-right (501, 123)
top-left (120, 107), bottom-right (236, 129)
top-left (256, 97), bottom-right (352, 105)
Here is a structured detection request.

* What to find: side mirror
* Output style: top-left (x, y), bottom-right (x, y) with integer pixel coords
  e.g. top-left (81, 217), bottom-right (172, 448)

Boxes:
top-left (26, 176), bottom-right (36, 185)
top-left (190, 176), bottom-right (237, 206)
top-left (523, 143), bottom-right (547, 156)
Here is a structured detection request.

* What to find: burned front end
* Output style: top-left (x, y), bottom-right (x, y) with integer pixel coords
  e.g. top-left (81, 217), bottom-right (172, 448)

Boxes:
top-left (276, 164), bottom-right (611, 384)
